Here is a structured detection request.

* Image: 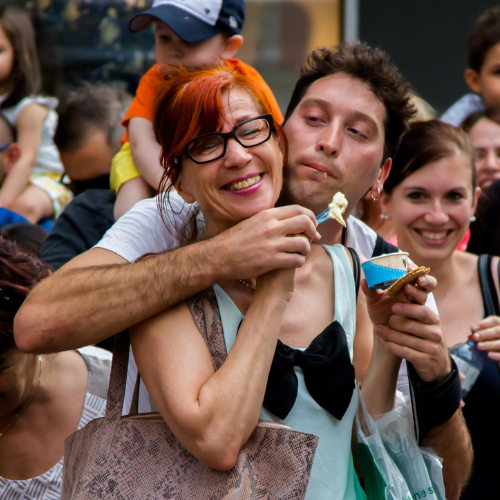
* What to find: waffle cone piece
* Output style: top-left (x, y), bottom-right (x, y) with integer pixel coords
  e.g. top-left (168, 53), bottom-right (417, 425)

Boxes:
top-left (386, 266), bottom-right (430, 296)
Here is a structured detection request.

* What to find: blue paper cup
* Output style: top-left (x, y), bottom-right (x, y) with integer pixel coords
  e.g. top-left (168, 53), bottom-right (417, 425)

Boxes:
top-left (361, 252), bottom-right (409, 289)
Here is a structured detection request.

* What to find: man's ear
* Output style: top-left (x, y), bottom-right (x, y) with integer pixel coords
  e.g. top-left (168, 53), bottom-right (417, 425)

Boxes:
top-left (221, 35), bottom-right (243, 59)
top-left (174, 176), bottom-right (196, 204)
top-left (3, 143), bottom-right (21, 173)
top-left (471, 186), bottom-right (482, 214)
top-left (464, 68), bottom-right (481, 94)
top-left (374, 157), bottom-right (392, 192)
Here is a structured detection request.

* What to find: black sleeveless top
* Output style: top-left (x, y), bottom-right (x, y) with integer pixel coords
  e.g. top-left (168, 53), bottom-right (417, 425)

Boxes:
top-left (460, 255), bottom-right (500, 499)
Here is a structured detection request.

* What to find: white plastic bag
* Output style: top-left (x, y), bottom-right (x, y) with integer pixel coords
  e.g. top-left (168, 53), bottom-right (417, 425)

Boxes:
top-left (356, 390), bottom-right (445, 500)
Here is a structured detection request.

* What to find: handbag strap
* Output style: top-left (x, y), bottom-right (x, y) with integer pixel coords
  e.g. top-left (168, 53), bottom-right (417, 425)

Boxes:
top-left (478, 254), bottom-right (500, 317)
top-left (104, 330), bottom-right (130, 420)
top-left (187, 288), bottom-right (228, 370)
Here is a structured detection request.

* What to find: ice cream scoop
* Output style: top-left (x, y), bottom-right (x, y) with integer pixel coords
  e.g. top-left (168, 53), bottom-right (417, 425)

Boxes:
top-left (316, 192), bottom-right (348, 226)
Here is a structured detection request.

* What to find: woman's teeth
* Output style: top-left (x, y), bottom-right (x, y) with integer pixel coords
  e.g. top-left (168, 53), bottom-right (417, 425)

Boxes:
top-left (227, 174), bottom-right (261, 191)
top-left (420, 230), bottom-right (448, 240)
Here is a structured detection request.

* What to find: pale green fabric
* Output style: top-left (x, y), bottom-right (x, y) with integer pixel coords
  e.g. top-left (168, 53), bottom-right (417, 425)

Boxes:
top-left (214, 244), bottom-right (366, 500)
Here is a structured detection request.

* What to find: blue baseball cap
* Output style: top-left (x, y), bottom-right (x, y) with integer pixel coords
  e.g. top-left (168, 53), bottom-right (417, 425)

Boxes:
top-left (129, 0), bottom-right (245, 43)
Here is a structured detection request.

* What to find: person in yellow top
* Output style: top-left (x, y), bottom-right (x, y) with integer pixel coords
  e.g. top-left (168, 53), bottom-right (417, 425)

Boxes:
top-left (111, 0), bottom-right (283, 219)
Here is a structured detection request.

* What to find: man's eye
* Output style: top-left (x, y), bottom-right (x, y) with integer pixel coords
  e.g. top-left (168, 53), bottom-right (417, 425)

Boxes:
top-left (348, 128), bottom-right (367, 139)
top-left (304, 115), bottom-right (324, 125)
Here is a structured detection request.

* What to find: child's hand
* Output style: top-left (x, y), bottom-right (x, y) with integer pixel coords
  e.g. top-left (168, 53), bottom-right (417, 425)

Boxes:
top-left (472, 315), bottom-right (500, 367)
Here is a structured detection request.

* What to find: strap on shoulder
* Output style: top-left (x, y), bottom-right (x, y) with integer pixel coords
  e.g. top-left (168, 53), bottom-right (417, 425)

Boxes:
top-left (187, 287), bottom-right (228, 370)
top-left (478, 254), bottom-right (500, 316)
top-left (346, 247), bottom-right (360, 299)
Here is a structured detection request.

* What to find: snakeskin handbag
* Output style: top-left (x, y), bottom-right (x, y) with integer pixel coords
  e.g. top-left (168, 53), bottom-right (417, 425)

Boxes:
top-left (61, 288), bottom-right (319, 499)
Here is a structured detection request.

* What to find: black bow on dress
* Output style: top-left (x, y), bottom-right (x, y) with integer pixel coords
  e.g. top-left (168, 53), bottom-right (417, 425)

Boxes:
top-left (262, 321), bottom-right (355, 421)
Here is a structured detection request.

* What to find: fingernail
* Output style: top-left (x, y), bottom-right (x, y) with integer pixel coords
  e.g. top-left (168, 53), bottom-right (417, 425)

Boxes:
top-left (417, 276), bottom-right (426, 285)
top-left (477, 342), bottom-right (484, 349)
top-left (471, 332), bottom-right (479, 340)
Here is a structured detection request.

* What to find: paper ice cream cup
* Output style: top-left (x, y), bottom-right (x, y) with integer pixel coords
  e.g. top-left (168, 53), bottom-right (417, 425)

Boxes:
top-left (361, 252), bottom-right (409, 290)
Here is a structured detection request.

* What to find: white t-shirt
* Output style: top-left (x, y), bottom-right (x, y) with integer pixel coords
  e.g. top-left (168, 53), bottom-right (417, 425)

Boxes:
top-left (440, 93), bottom-right (484, 127)
top-left (95, 193), bottom-right (437, 413)
top-left (97, 192), bottom-right (204, 262)
top-left (98, 193), bottom-right (381, 263)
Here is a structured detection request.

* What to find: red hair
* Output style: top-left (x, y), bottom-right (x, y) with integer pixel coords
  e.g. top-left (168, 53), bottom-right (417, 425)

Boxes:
top-left (153, 64), bottom-right (287, 238)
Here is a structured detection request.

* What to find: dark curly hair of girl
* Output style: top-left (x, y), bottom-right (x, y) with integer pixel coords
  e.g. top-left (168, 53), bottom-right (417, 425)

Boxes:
top-left (0, 237), bottom-right (51, 354)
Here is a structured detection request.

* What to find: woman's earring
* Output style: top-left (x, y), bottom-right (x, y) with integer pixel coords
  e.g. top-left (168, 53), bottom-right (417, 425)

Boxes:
top-left (380, 213), bottom-right (389, 220)
top-left (470, 215), bottom-right (477, 223)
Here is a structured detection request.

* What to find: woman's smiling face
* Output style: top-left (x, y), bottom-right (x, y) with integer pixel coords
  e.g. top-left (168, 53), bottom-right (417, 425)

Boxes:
top-left (381, 152), bottom-right (480, 263)
top-left (175, 86), bottom-right (284, 236)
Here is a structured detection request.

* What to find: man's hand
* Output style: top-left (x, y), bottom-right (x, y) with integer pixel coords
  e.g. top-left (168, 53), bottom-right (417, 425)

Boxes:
top-left (364, 272), bottom-right (451, 382)
top-left (210, 205), bottom-right (320, 280)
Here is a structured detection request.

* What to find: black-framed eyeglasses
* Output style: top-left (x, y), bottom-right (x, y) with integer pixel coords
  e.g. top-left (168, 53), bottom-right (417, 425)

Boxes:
top-left (0, 144), bottom-right (10, 152)
top-left (182, 114), bottom-right (275, 165)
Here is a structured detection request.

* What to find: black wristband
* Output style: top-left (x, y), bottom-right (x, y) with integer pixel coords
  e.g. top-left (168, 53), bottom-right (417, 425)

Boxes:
top-left (407, 356), bottom-right (461, 444)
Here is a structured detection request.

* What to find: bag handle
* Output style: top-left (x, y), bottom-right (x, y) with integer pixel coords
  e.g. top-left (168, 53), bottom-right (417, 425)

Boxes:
top-left (104, 330), bottom-right (130, 420)
top-left (187, 288), bottom-right (228, 369)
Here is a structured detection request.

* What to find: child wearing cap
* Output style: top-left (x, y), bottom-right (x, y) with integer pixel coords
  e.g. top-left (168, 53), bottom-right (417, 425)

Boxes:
top-left (112, 0), bottom-right (283, 218)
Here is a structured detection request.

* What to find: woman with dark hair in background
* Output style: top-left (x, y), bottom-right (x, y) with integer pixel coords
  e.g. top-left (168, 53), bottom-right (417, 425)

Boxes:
top-left (380, 119), bottom-right (499, 498)
top-left (0, 237), bottom-right (111, 498)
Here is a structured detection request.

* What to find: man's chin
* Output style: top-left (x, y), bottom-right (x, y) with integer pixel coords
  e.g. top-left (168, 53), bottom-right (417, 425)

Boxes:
top-left (281, 177), bottom-right (333, 213)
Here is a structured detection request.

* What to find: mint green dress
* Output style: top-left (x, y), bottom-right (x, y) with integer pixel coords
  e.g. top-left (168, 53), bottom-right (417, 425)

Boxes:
top-left (214, 244), bottom-right (366, 499)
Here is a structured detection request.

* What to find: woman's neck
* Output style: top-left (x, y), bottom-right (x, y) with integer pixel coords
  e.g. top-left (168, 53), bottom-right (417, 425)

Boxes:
top-left (415, 250), bottom-right (468, 298)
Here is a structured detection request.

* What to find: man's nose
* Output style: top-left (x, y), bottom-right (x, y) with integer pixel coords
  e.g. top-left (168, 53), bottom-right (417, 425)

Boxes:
top-left (484, 149), bottom-right (500, 169)
top-left (318, 124), bottom-right (341, 156)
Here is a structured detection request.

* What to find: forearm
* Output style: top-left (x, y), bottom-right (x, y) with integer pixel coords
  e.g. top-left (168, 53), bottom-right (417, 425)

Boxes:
top-left (14, 240), bottom-right (229, 353)
top-left (422, 409), bottom-right (472, 500)
top-left (178, 294), bottom-right (288, 469)
top-left (131, 140), bottom-right (163, 190)
top-left (361, 336), bottom-right (401, 415)
top-left (133, 288), bottom-right (289, 471)
top-left (129, 117), bottom-right (163, 189)
top-left (0, 158), bottom-right (33, 206)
